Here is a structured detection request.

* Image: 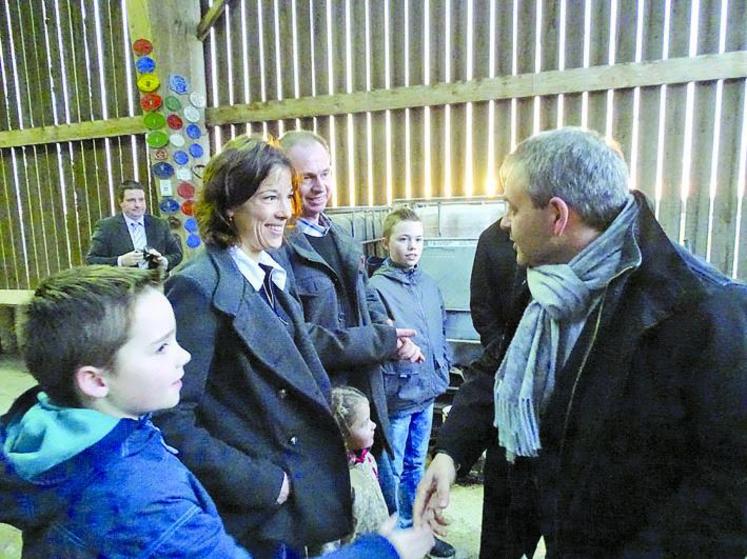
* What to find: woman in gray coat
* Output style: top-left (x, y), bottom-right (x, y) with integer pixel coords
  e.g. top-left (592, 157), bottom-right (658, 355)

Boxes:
top-left (154, 137), bottom-right (353, 558)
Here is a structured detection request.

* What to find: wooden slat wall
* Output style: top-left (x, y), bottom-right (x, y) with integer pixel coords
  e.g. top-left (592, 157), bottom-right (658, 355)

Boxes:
top-left (202, 0), bottom-right (747, 281)
top-left (1, 0), bottom-right (746, 288)
top-left (0, 0), bottom-right (151, 289)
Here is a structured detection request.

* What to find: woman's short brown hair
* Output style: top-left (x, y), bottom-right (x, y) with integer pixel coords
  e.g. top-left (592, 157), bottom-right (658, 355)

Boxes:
top-left (197, 135), bottom-right (294, 248)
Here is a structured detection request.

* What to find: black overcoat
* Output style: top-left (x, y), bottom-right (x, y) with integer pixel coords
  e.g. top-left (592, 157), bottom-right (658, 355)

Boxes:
top-left (439, 192), bottom-right (747, 558)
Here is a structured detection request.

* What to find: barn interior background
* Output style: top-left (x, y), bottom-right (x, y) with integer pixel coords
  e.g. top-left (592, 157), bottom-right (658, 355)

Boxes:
top-left (1, 0), bottom-right (746, 292)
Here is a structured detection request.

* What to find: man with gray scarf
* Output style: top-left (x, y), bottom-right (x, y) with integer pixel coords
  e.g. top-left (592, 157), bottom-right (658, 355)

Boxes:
top-left (414, 127), bottom-right (747, 558)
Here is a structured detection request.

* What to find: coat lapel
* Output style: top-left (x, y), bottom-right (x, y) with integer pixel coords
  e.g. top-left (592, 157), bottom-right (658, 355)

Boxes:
top-left (208, 248), bottom-right (329, 409)
top-left (286, 228), bottom-right (335, 274)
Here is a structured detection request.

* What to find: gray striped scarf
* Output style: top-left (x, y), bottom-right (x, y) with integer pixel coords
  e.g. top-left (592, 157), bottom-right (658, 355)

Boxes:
top-left (494, 195), bottom-right (640, 461)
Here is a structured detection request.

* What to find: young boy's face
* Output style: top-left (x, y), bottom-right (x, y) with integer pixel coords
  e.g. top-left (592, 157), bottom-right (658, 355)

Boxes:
top-left (386, 219), bottom-right (424, 268)
top-left (102, 288), bottom-right (190, 419)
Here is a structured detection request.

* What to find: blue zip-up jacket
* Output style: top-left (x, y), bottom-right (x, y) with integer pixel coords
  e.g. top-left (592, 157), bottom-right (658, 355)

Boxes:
top-left (0, 387), bottom-right (400, 559)
top-left (0, 386), bottom-right (250, 558)
top-left (369, 259), bottom-right (451, 414)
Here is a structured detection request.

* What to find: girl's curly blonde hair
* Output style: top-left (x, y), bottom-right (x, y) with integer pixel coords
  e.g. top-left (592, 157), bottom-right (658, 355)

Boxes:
top-left (330, 386), bottom-right (369, 445)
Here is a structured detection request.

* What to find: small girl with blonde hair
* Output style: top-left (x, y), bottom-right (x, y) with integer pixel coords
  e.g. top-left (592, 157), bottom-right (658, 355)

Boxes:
top-left (331, 386), bottom-right (390, 540)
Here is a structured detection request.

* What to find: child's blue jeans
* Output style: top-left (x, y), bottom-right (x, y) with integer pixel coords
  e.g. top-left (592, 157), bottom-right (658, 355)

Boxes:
top-left (380, 402), bottom-right (435, 528)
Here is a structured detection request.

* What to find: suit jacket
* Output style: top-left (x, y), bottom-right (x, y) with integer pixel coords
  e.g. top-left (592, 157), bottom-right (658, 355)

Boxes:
top-left (85, 214), bottom-right (183, 271)
top-left (278, 222), bottom-right (397, 452)
top-left (154, 246), bottom-right (351, 552)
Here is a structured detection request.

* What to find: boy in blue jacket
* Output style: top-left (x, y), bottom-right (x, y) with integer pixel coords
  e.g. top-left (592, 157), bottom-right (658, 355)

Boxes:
top-left (369, 209), bottom-right (456, 558)
top-left (0, 265), bottom-right (430, 559)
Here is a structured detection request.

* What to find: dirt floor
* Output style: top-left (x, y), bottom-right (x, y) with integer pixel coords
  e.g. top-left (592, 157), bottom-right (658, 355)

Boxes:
top-left (0, 354), bottom-right (546, 558)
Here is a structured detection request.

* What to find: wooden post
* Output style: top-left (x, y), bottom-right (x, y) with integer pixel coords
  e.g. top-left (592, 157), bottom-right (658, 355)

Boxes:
top-left (126, 0), bottom-right (209, 256)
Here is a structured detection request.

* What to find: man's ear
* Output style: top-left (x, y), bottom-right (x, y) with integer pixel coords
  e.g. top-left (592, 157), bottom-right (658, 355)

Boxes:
top-left (548, 196), bottom-right (570, 236)
top-left (74, 366), bottom-right (110, 400)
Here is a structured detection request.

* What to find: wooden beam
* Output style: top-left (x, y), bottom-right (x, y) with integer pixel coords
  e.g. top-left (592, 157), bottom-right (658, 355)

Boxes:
top-left (196, 0), bottom-right (231, 41)
top-left (1, 50), bottom-right (745, 149)
top-left (0, 116), bottom-right (146, 148)
top-left (208, 50), bottom-right (747, 124)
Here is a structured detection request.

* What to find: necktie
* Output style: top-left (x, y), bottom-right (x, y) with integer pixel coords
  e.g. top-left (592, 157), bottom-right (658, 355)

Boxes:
top-left (131, 222), bottom-right (146, 251)
top-left (258, 264), bottom-right (277, 312)
top-left (130, 222), bottom-right (148, 269)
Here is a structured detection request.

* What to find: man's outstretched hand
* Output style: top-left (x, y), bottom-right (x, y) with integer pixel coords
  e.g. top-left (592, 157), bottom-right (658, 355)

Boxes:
top-left (413, 453), bottom-right (456, 536)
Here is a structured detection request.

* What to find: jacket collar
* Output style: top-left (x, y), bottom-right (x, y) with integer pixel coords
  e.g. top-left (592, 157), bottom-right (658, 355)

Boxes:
top-left (373, 258), bottom-right (420, 284)
top-left (205, 246), bottom-right (330, 410)
top-left (286, 221), bottom-right (364, 280)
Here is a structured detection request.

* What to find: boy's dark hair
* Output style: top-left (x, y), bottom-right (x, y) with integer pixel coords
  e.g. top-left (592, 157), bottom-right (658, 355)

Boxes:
top-left (23, 266), bottom-right (161, 407)
top-left (382, 207), bottom-right (421, 240)
top-left (116, 180), bottom-right (145, 203)
top-left (197, 135), bottom-right (295, 248)
top-left (330, 386), bottom-right (368, 445)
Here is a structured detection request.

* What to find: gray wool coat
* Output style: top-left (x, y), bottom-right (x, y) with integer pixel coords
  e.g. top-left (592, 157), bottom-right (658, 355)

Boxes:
top-left (278, 222), bottom-right (398, 452)
top-left (154, 246), bottom-right (352, 552)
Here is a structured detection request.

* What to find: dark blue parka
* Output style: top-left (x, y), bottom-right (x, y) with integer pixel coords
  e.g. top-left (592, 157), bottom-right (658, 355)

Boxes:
top-left (0, 387), bottom-right (250, 559)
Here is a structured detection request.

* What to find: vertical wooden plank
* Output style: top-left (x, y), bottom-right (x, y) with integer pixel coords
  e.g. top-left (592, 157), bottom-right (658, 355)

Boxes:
top-left (407, 0), bottom-right (425, 200)
top-left (539, 0), bottom-right (560, 133)
top-left (369, 0), bottom-right (390, 206)
top-left (277, 0), bottom-right (297, 133)
top-left (0, 150), bottom-right (22, 288)
top-left (71, 1), bottom-right (107, 231)
top-left (493, 0), bottom-right (514, 171)
top-left (712, 0), bottom-right (747, 276)
top-left (709, 80), bottom-right (745, 276)
top-left (308, 0), bottom-right (332, 186)
top-left (233, 0), bottom-right (250, 135)
top-left (610, 0), bottom-right (638, 165)
top-left (562, 2), bottom-right (585, 126)
top-left (586, 1), bottom-right (612, 134)
top-left (57, 1), bottom-right (94, 247)
top-left (101, 0), bottom-right (127, 180)
top-left (635, 0), bottom-right (667, 200)
top-left (515, 0), bottom-right (536, 145)
top-left (326, 0), bottom-right (348, 207)
top-left (388, 0), bottom-right (406, 201)
top-left (21, 0), bottom-right (60, 276)
top-left (213, 5), bottom-right (232, 139)
top-left (657, 0), bottom-right (693, 243)
top-left (350, 0), bottom-right (368, 206)
top-left (448, 0), bottom-right (469, 197)
top-left (428, 0), bottom-right (446, 198)
top-left (42, 0), bottom-right (76, 268)
top-left (685, 0), bottom-right (725, 258)
top-left (243, 0), bottom-right (264, 134)
top-left (11, 0), bottom-right (44, 285)
top-left (470, 0), bottom-right (492, 196)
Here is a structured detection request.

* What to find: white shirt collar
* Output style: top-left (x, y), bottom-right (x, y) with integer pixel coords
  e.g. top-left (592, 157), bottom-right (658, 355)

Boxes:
top-left (228, 246), bottom-right (287, 292)
top-left (296, 214), bottom-right (331, 237)
top-left (123, 214), bottom-right (144, 228)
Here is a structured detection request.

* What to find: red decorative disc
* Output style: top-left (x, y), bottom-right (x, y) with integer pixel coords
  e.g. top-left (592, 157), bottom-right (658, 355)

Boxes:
top-left (140, 92), bottom-right (162, 112)
top-left (177, 181), bottom-right (195, 199)
top-left (133, 38), bottom-right (153, 56)
top-left (167, 114), bottom-right (184, 130)
top-left (180, 199), bottom-right (195, 216)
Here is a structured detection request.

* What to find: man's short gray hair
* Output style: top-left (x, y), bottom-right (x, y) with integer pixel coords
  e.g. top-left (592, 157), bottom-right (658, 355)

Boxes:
top-left (502, 127), bottom-right (630, 230)
top-left (279, 129), bottom-right (330, 154)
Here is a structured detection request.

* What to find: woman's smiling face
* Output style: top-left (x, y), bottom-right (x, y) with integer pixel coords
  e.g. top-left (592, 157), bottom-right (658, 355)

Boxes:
top-left (228, 164), bottom-right (294, 260)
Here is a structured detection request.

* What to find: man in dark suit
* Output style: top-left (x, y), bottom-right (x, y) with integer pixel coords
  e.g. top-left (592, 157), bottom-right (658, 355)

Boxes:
top-left (86, 180), bottom-right (182, 272)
